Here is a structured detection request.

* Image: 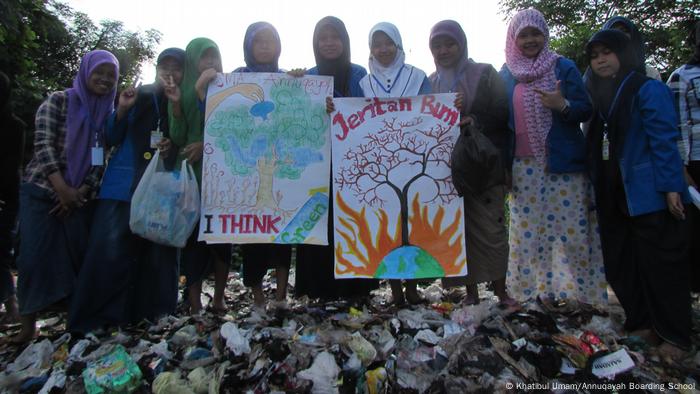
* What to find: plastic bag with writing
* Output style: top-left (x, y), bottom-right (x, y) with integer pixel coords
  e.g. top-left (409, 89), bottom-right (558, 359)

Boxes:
top-left (129, 150), bottom-right (200, 248)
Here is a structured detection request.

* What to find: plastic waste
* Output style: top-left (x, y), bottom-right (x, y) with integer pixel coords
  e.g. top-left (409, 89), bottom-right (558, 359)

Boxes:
top-left (152, 371), bottom-right (194, 394)
top-left (187, 368), bottom-right (210, 394)
top-left (365, 367), bottom-right (387, 394)
top-left (82, 345), bottom-right (143, 394)
top-left (39, 368), bottom-right (66, 394)
top-left (130, 150), bottom-right (200, 248)
top-left (414, 329), bottom-right (441, 345)
top-left (220, 322), bottom-right (251, 356)
top-left (170, 325), bottom-right (199, 348)
top-left (297, 351), bottom-right (340, 394)
top-left (347, 332), bottom-right (377, 366)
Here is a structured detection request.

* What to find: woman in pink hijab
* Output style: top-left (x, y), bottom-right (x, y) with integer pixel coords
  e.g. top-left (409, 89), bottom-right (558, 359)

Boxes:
top-left (499, 9), bottom-right (606, 305)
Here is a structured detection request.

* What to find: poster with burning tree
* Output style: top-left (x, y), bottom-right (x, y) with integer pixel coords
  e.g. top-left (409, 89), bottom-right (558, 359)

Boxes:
top-left (199, 73), bottom-right (334, 244)
top-left (331, 94), bottom-right (467, 279)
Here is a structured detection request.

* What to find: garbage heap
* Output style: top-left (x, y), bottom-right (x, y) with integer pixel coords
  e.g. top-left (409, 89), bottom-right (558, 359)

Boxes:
top-left (1, 274), bottom-right (698, 393)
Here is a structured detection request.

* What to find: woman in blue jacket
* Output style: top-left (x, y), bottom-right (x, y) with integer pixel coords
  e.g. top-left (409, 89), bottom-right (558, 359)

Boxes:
top-left (586, 29), bottom-right (690, 360)
top-left (69, 49), bottom-right (184, 333)
top-left (500, 9), bottom-right (607, 305)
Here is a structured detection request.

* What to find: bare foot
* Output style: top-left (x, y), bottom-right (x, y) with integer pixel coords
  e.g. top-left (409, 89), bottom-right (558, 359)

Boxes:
top-left (629, 329), bottom-right (661, 346)
top-left (656, 341), bottom-right (687, 363)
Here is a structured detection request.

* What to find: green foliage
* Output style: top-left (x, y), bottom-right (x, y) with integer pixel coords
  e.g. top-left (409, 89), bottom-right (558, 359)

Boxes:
top-left (207, 83), bottom-right (329, 180)
top-left (0, 0), bottom-right (161, 127)
top-left (498, 0), bottom-right (699, 77)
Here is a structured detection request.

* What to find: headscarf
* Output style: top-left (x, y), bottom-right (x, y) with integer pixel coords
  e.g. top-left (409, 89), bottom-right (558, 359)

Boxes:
top-left (170, 38), bottom-right (220, 146)
top-left (156, 47), bottom-right (186, 73)
top-left (602, 16), bottom-right (646, 74)
top-left (585, 29), bottom-right (636, 115)
top-left (238, 22), bottom-right (281, 72)
top-left (429, 20), bottom-right (487, 114)
top-left (505, 8), bottom-right (560, 164)
top-left (362, 22), bottom-right (425, 97)
top-left (313, 16), bottom-right (351, 97)
top-left (135, 47), bottom-right (185, 117)
top-left (689, 21), bottom-right (700, 65)
top-left (65, 49), bottom-right (119, 187)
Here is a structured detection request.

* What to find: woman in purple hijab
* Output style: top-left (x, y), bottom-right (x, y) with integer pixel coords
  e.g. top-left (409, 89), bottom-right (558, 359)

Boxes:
top-left (13, 50), bottom-right (119, 342)
top-left (429, 20), bottom-right (515, 306)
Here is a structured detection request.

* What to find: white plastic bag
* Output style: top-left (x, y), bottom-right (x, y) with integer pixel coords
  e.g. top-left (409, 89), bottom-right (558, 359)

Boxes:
top-left (129, 150), bottom-right (200, 248)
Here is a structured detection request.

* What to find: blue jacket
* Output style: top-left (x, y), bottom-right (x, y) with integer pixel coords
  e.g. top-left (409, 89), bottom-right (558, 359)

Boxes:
top-left (99, 86), bottom-right (175, 201)
top-left (500, 58), bottom-right (592, 173)
top-left (307, 63), bottom-right (367, 98)
top-left (602, 79), bottom-right (688, 216)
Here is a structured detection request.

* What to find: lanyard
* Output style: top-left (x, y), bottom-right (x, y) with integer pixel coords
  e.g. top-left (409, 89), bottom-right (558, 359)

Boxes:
top-left (371, 65), bottom-right (406, 95)
top-left (151, 91), bottom-right (161, 131)
top-left (599, 72), bottom-right (634, 161)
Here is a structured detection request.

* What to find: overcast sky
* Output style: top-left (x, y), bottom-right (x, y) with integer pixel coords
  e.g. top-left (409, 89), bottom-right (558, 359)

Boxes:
top-left (66, 0), bottom-right (510, 82)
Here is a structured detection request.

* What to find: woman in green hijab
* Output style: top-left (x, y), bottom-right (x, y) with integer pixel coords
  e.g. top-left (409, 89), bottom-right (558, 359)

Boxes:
top-left (171, 37), bottom-right (231, 314)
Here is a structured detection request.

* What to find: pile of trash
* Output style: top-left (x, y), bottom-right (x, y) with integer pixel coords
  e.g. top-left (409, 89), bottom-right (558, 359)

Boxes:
top-left (1, 272), bottom-right (699, 393)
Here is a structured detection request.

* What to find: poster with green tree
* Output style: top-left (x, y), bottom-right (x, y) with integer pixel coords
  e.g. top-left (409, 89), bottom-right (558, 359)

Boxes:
top-left (200, 73), bottom-right (333, 244)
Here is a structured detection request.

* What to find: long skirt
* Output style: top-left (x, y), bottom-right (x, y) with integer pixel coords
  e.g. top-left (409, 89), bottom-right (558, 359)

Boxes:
top-left (180, 222), bottom-right (231, 289)
top-left (598, 202), bottom-right (691, 349)
top-left (506, 158), bottom-right (608, 304)
top-left (68, 199), bottom-right (177, 333)
top-left (443, 184), bottom-right (508, 287)
top-left (16, 183), bottom-right (91, 315)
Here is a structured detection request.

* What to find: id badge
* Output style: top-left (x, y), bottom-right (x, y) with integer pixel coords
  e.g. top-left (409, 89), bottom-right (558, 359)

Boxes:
top-left (150, 130), bottom-right (163, 149)
top-left (91, 146), bottom-right (104, 166)
top-left (601, 135), bottom-right (610, 161)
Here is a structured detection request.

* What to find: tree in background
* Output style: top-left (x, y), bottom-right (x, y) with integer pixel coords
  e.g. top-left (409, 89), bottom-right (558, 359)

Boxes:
top-left (498, 0), bottom-right (699, 78)
top-left (0, 0), bottom-right (161, 148)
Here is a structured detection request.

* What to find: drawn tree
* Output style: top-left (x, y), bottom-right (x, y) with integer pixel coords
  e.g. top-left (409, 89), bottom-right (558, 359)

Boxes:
top-left (207, 83), bottom-right (328, 213)
top-left (335, 117), bottom-right (457, 247)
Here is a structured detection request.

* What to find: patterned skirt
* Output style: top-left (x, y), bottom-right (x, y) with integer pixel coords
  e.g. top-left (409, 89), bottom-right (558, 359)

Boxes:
top-left (506, 158), bottom-right (608, 305)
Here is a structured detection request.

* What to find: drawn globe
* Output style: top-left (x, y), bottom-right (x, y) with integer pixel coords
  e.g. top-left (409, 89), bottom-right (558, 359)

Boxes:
top-left (374, 245), bottom-right (444, 279)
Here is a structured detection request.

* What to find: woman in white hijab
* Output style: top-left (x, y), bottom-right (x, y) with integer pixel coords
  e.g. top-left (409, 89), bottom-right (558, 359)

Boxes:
top-left (359, 22), bottom-right (431, 97)
top-left (358, 22), bottom-right (431, 305)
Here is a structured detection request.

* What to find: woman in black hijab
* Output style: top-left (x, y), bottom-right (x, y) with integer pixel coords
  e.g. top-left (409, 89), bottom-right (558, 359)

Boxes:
top-left (586, 29), bottom-right (691, 361)
top-left (295, 16), bottom-right (377, 301)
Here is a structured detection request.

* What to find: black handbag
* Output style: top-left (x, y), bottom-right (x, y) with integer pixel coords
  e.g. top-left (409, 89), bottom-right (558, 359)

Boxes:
top-left (450, 124), bottom-right (504, 196)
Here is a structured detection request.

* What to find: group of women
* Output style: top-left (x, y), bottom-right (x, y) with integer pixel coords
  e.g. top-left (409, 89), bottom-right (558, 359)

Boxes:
top-left (2, 10), bottom-right (697, 360)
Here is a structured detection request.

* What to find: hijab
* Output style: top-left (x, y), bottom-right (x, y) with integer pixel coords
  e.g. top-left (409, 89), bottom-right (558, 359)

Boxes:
top-left (171, 38), bottom-right (220, 144)
top-left (238, 22), bottom-right (282, 73)
top-left (429, 20), bottom-right (487, 114)
top-left (602, 16), bottom-right (646, 74)
top-left (585, 29), bottom-right (636, 115)
top-left (134, 47), bottom-right (185, 122)
top-left (156, 47), bottom-right (186, 76)
top-left (362, 22), bottom-right (425, 97)
top-left (313, 16), bottom-right (351, 97)
top-left (65, 49), bottom-right (119, 187)
top-left (505, 8), bottom-right (560, 164)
